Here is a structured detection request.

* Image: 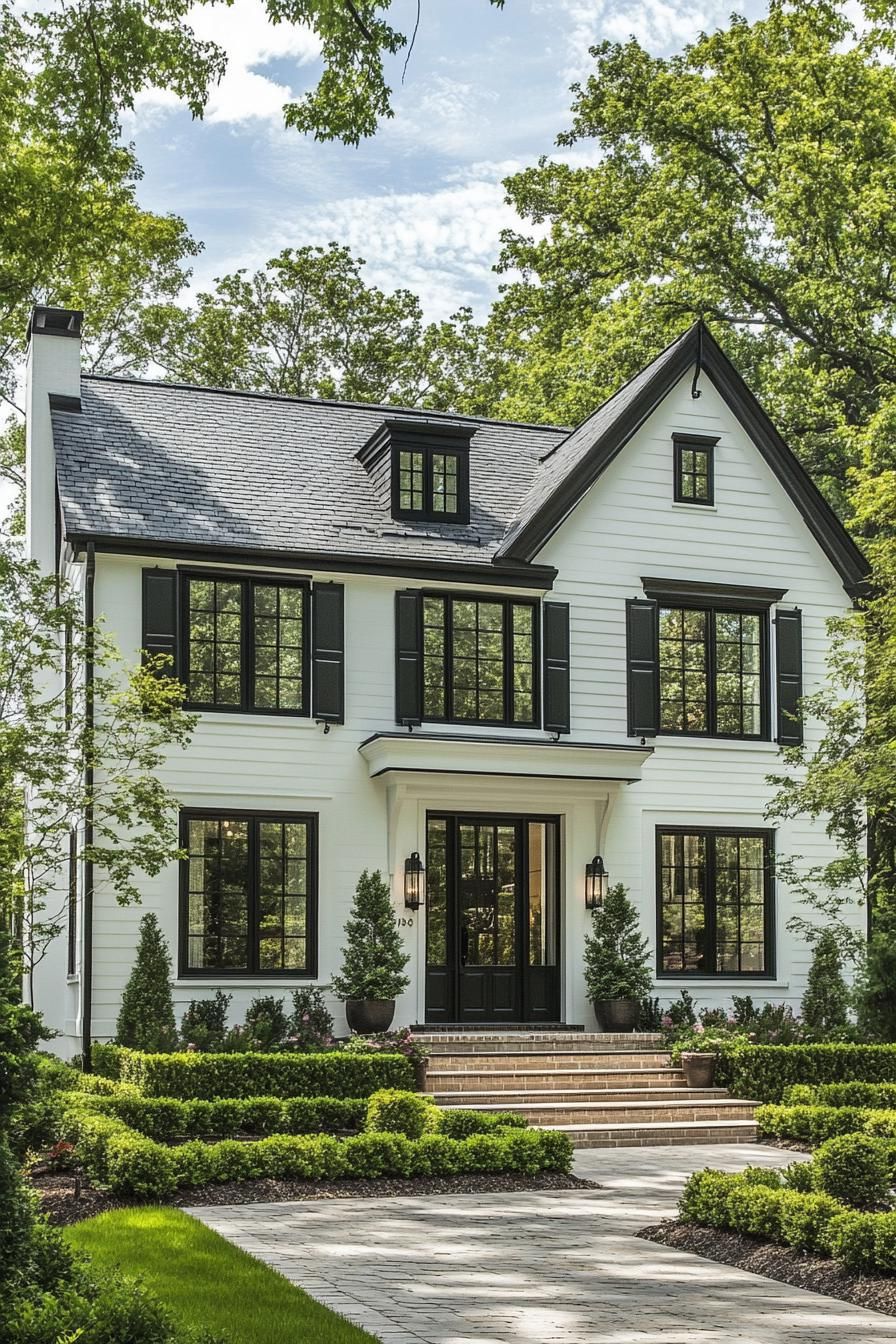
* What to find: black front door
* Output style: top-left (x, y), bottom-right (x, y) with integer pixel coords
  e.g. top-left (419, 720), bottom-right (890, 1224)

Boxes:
top-left (424, 814), bottom-right (560, 1024)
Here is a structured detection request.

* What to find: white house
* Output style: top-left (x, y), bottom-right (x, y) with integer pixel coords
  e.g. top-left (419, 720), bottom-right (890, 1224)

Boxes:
top-left (25, 306), bottom-right (869, 1058)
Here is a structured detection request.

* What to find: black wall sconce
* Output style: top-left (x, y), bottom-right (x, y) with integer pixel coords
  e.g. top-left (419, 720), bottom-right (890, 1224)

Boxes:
top-left (585, 855), bottom-right (609, 910)
top-left (404, 852), bottom-right (424, 910)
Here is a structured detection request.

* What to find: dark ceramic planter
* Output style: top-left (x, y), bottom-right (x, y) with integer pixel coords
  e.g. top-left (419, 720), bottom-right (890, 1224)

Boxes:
top-left (344, 998), bottom-right (396, 1034)
top-left (681, 1051), bottom-right (718, 1088)
top-left (413, 1056), bottom-right (429, 1092)
top-left (592, 998), bottom-right (640, 1032)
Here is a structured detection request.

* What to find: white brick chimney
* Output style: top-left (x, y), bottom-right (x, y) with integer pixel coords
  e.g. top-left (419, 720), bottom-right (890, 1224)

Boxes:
top-left (26, 306), bottom-right (82, 572)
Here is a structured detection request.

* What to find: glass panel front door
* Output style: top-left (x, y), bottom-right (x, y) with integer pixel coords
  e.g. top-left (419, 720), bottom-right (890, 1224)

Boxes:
top-left (425, 814), bottom-right (560, 1023)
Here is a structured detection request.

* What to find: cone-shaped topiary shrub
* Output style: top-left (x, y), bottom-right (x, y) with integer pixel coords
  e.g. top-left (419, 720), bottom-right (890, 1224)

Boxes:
top-left (801, 929), bottom-right (850, 1035)
top-left (330, 870), bottom-right (410, 1001)
top-left (583, 883), bottom-right (652, 1002)
top-left (116, 912), bottom-right (177, 1051)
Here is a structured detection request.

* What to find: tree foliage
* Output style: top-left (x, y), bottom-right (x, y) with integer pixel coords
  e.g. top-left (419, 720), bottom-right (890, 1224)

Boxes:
top-left (486, 0), bottom-right (896, 506)
top-left (144, 243), bottom-right (494, 410)
top-left (801, 928), bottom-right (850, 1034)
top-left (116, 912), bottom-right (177, 1051)
top-left (582, 884), bottom-right (652, 1002)
top-left (330, 869), bottom-right (410, 1002)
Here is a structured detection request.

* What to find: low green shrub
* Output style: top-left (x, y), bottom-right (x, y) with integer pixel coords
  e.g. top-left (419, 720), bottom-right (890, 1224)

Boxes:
top-left (813, 1133), bottom-right (892, 1208)
top-left (93, 1044), bottom-right (415, 1098)
top-left (73, 1092), bottom-right (367, 1140)
top-left (784, 1081), bottom-right (896, 1110)
top-left (67, 1102), bottom-right (572, 1194)
top-left (436, 1108), bottom-right (528, 1138)
top-left (679, 1169), bottom-right (742, 1227)
top-left (723, 1044), bottom-right (896, 1103)
top-left (755, 1103), bottom-right (871, 1143)
top-left (365, 1089), bottom-right (437, 1138)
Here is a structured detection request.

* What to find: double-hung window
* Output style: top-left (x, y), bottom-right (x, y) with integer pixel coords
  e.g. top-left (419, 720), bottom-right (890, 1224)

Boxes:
top-left (657, 827), bottom-right (773, 977)
top-left (180, 810), bottom-right (317, 976)
top-left (673, 434), bottom-right (716, 505)
top-left (183, 573), bottom-right (309, 714)
top-left (393, 447), bottom-right (468, 521)
top-left (422, 594), bottom-right (538, 726)
top-left (658, 605), bottom-right (766, 737)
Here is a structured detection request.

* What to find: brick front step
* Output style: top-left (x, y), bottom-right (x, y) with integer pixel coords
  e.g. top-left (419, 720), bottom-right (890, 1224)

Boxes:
top-left (415, 1032), bottom-right (663, 1055)
top-left (428, 1051), bottom-right (673, 1072)
top-left (440, 1097), bottom-right (757, 1126)
top-left (541, 1118), bottom-right (759, 1148)
top-left (430, 1086), bottom-right (730, 1107)
top-left (426, 1066), bottom-right (685, 1092)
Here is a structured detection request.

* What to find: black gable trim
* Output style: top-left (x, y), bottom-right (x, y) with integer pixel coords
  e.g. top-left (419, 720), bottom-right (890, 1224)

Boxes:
top-left (67, 533), bottom-right (557, 591)
top-left (499, 323), bottom-right (869, 597)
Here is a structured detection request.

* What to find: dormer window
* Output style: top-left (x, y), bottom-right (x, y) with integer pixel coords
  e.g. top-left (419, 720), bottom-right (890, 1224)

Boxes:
top-left (673, 433), bottom-right (717, 505)
top-left (358, 418), bottom-right (473, 523)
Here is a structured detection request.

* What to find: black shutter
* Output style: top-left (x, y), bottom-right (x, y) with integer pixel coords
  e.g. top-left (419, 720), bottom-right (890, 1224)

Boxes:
top-left (542, 601), bottom-right (570, 734)
top-left (312, 583), bottom-right (344, 723)
top-left (142, 569), bottom-right (177, 677)
top-left (775, 607), bottom-right (803, 746)
top-left (395, 590), bottom-right (423, 724)
top-left (626, 598), bottom-right (659, 736)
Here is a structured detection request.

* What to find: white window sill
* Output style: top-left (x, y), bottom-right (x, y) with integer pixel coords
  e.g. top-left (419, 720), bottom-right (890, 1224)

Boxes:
top-left (171, 979), bottom-right (319, 989)
top-left (657, 979), bottom-right (789, 990)
top-left (651, 736), bottom-right (778, 751)
top-left (671, 501), bottom-right (718, 513)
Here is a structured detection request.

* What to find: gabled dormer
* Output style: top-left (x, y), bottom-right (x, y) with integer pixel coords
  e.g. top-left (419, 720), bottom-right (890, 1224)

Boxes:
top-left (358, 418), bottom-right (473, 523)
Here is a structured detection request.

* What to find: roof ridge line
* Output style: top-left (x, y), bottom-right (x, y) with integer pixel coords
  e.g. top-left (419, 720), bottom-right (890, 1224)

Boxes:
top-left (79, 373), bottom-right (571, 435)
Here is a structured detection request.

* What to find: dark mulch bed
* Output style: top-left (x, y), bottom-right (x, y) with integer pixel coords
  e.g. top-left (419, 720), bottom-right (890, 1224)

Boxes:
top-left (35, 1170), bottom-right (598, 1228)
top-left (763, 1137), bottom-right (814, 1154)
top-left (639, 1220), bottom-right (896, 1317)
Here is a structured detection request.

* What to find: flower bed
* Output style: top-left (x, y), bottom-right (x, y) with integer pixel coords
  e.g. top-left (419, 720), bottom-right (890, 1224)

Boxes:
top-left (92, 1043), bottom-right (415, 1098)
top-left (678, 1134), bottom-right (896, 1276)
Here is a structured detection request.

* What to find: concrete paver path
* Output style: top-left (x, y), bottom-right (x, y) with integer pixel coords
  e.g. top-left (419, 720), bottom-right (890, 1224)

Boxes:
top-left (188, 1145), bottom-right (896, 1343)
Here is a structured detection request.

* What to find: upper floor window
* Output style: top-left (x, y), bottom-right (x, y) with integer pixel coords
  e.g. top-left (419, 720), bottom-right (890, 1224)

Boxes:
top-left (422, 594), bottom-right (538, 726)
top-left (657, 827), bottom-right (773, 977)
top-left (658, 604), bottom-right (765, 738)
top-left (673, 433), bottom-right (717, 505)
top-left (393, 446), bottom-right (468, 521)
top-left (183, 573), bottom-right (308, 714)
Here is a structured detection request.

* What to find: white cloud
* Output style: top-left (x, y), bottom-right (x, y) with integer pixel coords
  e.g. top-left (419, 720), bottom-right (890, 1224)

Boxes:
top-left (135, 0), bottom-right (320, 126)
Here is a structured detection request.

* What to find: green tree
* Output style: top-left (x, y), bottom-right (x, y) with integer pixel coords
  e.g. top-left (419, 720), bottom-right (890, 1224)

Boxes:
top-left (116, 912), bottom-right (177, 1051)
top-left (855, 901), bottom-right (896, 1042)
top-left (330, 869), bottom-right (410, 1001)
top-left (144, 243), bottom-right (491, 410)
top-left (0, 544), bottom-right (196, 993)
top-left (583, 884), bottom-right (652, 1003)
top-left (801, 928), bottom-right (850, 1034)
top-left (485, 0), bottom-right (896, 506)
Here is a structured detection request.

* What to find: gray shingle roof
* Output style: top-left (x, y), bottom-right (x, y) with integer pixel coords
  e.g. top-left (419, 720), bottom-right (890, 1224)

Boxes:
top-left (53, 378), bottom-right (566, 568)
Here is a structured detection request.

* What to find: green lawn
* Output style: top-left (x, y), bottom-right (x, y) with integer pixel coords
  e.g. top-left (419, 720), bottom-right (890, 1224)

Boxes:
top-left (65, 1207), bottom-right (379, 1344)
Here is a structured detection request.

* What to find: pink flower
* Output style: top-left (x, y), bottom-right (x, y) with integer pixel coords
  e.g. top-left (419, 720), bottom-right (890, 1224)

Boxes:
top-left (661, 1014), bottom-right (673, 1028)
top-left (694, 1022), bottom-right (705, 1034)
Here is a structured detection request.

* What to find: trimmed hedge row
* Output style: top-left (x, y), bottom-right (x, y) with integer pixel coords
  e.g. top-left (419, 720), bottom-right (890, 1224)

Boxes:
top-left (783, 1082), bottom-right (896, 1109)
top-left (91, 1044), bottom-right (415, 1099)
top-left (680, 1164), bottom-right (896, 1273)
top-left (66, 1107), bottom-right (571, 1197)
top-left (756, 1103), bottom-right (896, 1144)
top-left (68, 1093), bottom-right (368, 1140)
top-left (721, 1045), bottom-right (896, 1104)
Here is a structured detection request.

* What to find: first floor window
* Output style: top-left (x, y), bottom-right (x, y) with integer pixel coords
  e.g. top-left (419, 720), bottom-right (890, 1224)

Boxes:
top-left (422, 594), bottom-right (537, 725)
top-left (657, 827), bottom-right (772, 976)
top-left (181, 811), bottom-right (316, 975)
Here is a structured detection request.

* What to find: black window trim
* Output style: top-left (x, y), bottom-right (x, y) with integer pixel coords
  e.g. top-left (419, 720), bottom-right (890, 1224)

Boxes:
top-left (421, 589), bottom-right (541, 729)
top-left (672, 432), bottom-right (718, 507)
top-left (178, 807), bottom-right (319, 980)
top-left (179, 568), bottom-right (311, 717)
top-left (655, 824), bottom-right (776, 980)
top-left (655, 600), bottom-right (771, 741)
top-left (391, 447), bottom-right (471, 524)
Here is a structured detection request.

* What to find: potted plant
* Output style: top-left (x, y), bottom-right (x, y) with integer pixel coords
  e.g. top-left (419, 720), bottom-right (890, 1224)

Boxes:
top-left (330, 870), bottom-right (411, 1033)
top-left (670, 1023), bottom-right (746, 1087)
top-left (583, 883), bottom-right (652, 1032)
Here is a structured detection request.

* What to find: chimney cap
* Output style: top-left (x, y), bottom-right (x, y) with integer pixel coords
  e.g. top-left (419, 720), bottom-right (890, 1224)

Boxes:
top-left (27, 306), bottom-right (83, 341)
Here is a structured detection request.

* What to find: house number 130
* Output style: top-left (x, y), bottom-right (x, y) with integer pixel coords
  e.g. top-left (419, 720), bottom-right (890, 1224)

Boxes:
top-left (397, 917), bottom-right (414, 928)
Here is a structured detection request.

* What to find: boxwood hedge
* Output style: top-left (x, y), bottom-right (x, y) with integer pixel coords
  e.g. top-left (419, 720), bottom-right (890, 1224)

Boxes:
top-left (68, 1093), bottom-right (368, 1140)
top-left (721, 1045), bottom-right (896, 1104)
top-left (91, 1044), bottom-right (415, 1099)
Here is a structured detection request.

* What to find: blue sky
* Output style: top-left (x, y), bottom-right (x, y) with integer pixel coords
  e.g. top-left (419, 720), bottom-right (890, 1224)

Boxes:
top-left (127, 0), bottom-right (758, 321)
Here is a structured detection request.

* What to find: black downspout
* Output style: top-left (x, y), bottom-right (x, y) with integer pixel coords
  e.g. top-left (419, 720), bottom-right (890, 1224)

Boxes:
top-left (80, 543), bottom-right (95, 1070)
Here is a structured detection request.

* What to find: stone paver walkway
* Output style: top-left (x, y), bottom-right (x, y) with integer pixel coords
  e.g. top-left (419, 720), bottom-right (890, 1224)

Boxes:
top-left (188, 1145), bottom-right (896, 1343)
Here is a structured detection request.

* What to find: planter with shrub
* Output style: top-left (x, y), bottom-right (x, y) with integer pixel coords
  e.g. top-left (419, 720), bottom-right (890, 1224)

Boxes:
top-left (329, 870), bottom-right (411, 1033)
top-left (583, 883), bottom-right (652, 1031)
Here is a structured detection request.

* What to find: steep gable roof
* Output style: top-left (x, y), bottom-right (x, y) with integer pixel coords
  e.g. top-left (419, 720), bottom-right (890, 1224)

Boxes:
top-left (496, 323), bottom-right (868, 595)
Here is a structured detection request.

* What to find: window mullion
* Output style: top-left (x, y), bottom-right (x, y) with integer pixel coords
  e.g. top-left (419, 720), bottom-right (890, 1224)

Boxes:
top-left (502, 599), bottom-right (512, 725)
top-left (249, 817), bottom-right (259, 974)
top-left (705, 834), bottom-right (718, 975)
top-left (243, 578), bottom-right (252, 712)
top-left (445, 598), bottom-right (454, 720)
top-left (707, 607), bottom-right (717, 735)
